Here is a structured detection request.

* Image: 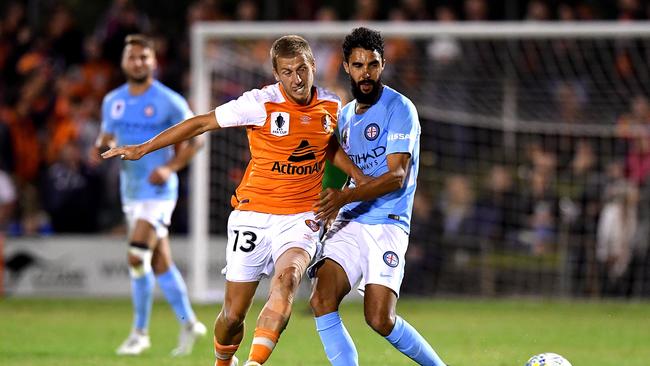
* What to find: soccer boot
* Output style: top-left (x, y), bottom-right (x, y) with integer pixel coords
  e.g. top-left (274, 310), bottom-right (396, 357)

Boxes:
top-left (116, 331), bottom-right (151, 355)
top-left (171, 320), bottom-right (208, 356)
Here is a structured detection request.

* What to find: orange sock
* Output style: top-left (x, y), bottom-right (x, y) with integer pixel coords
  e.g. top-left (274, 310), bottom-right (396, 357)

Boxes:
top-left (247, 327), bottom-right (280, 364)
top-left (214, 337), bottom-right (239, 366)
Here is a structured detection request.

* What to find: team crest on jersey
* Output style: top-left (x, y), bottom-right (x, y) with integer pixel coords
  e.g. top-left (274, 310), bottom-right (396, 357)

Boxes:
top-left (321, 114), bottom-right (332, 133)
top-left (383, 251), bottom-right (399, 268)
top-left (111, 99), bottom-right (125, 119)
top-left (341, 127), bottom-right (350, 150)
top-left (144, 104), bottom-right (155, 117)
top-left (365, 123), bottom-right (380, 141)
top-left (270, 112), bottom-right (290, 136)
top-left (305, 219), bottom-right (320, 232)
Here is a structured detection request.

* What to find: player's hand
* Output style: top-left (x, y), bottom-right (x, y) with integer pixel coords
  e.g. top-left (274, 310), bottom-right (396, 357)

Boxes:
top-left (315, 188), bottom-right (349, 222)
top-left (149, 166), bottom-right (172, 185)
top-left (102, 145), bottom-right (146, 161)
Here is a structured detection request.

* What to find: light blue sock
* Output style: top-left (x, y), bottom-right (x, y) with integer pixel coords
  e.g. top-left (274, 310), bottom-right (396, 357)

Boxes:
top-left (385, 316), bottom-right (446, 366)
top-left (157, 265), bottom-right (196, 324)
top-left (132, 271), bottom-right (155, 331)
top-left (315, 311), bottom-right (358, 366)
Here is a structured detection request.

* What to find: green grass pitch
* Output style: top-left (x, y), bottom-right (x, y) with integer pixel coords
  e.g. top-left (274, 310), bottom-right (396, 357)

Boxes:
top-left (1, 298), bottom-right (649, 365)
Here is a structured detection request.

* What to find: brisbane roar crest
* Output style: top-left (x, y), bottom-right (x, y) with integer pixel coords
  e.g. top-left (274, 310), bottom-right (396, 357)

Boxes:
top-left (321, 114), bottom-right (332, 133)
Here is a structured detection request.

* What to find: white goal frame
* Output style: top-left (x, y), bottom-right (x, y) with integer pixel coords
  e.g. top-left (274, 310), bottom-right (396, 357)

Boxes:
top-left (188, 21), bottom-right (650, 302)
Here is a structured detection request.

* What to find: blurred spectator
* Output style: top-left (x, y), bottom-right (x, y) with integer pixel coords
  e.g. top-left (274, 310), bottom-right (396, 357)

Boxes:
top-left (97, 0), bottom-right (150, 65)
top-left (186, 0), bottom-right (228, 25)
top-left (435, 174), bottom-right (476, 241)
top-left (403, 189), bottom-right (441, 295)
top-left (526, 0), bottom-right (552, 21)
top-left (0, 114), bottom-right (13, 172)
top-left (399, 0), bottom-right (430, 21)
top-left (597, 161), bottom-right (638, 296)
top-left (77, 36), bottom-right (114, 101)
top-left (235, 0), bottom-right (260, 21)
top-left (560, 139), bottom-right (602, 296)
top-left (617, 95), bottom-right (650, 185)
top-left (352, 0), bottom-right (381, 21)
top-left (516, 143), bottom-right (558, 255)
top-left (0, 168), bottom-right (16, 231)
top-left (42, 142), bottom-right (100, 233)
top-left (474, 165), bottom-right (517, 243)
top-left (617, 0), bottom-right (643, 20)
top-left (47, 5), bottom-right (84, 68)
top-left (464, 0), bottom-right (489, 21)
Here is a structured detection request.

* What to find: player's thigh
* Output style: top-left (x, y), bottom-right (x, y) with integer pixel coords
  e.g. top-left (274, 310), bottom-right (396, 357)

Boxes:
top-left (224, 210), bottom-right (273, 282)
top-left (359, 224), bottom-right (409, 297)
top-left (129, 219), bottom-right (157, 246)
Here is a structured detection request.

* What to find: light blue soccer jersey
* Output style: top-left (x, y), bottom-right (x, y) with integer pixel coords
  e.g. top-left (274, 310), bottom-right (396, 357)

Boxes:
top-left (101, 80), bottom-right (193, 202)
top-left (338, 86), bottom-right (420, 233)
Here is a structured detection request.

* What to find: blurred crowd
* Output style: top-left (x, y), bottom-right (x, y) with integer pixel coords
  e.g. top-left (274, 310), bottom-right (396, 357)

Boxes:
top-left (2, 0), bottom-right (650, 298)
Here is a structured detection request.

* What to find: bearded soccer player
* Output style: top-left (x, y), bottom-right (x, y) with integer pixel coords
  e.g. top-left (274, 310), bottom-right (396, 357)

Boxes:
top-left (91, 34), bottom-right (207, 356)
top-left (102, 35), bottom-right (365, 366)
top-left (309, 27), bottom-right (448, 366)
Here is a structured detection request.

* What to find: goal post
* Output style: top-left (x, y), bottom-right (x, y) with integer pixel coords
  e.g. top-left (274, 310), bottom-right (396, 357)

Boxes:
top-left (189, 21), bottom-right (650, 301)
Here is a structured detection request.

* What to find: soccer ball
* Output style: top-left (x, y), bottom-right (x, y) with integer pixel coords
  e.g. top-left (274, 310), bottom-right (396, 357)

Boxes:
top-left (525, 353), bottom-right (572, 366)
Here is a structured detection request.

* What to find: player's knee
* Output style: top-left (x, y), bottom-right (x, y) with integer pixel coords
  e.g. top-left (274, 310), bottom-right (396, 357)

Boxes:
top-left (218, 308), bottom-right (247, 331)
top-left (275, 265), bottom-right (302, 293)
top-left (128, 242), bottom-right (152, 278)
top-left (365, 311), bottom-right (395, 336)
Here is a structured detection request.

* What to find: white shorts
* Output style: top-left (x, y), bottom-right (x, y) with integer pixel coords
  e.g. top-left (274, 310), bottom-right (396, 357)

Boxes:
top-left (319, 219), bottom-right (408, 297)
top-left (223, 210), bottom-right (320, 282)
top-left (122, 199), bottom-right (176, 239)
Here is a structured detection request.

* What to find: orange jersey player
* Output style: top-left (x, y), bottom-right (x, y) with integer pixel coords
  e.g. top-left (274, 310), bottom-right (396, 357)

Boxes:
top-left (102, 35), bottom-right (365, 366)
top-left (224, 82), bottom-right (340, 214)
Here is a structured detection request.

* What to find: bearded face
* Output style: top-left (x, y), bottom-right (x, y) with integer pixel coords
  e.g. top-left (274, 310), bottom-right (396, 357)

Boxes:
top-left (344, 47), bottom-right (385, 106)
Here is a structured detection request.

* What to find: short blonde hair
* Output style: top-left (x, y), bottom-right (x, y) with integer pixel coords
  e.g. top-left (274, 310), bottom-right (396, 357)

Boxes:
top-left (270, 35), bottom-right (314, 70)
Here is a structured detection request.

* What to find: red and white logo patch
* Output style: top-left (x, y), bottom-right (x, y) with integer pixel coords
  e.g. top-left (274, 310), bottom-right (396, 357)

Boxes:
top-left (144, 105), bottom-right (155, 117)
top-left (305, 219), bottom-right (320, 232)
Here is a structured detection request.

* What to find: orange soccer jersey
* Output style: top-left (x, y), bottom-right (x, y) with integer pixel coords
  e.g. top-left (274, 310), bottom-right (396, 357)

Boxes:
top-left (214, 83), bottom-right (340, 215)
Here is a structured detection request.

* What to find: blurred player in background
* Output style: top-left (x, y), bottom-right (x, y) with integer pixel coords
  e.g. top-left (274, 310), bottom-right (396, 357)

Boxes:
top-left (102, 35), bottom-right (366, 366)
top-left (309, 27), bottom-right (448, 366)
top-left (91, 34), bottom-right (206, 356)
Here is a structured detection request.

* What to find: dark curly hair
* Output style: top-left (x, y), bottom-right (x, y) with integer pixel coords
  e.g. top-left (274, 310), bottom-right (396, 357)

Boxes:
top-left (342, 27), bottom-right (384, 62)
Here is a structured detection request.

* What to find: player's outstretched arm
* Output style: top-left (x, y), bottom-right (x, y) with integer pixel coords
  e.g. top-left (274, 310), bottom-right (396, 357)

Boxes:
top-left (102, 111), bottom-right (219, 160)
top-left (316, 152), bottom-right (410, 221)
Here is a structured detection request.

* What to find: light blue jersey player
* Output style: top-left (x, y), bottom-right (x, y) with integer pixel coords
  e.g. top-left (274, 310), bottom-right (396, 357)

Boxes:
top-left (337, 84), bottom-right (419, 234)
top-left (92, 34), bottom-right (206, 357)
top-left (102, 79), bottom-right (188, 202)
top-left (310, 28), bottom-right (447, 366)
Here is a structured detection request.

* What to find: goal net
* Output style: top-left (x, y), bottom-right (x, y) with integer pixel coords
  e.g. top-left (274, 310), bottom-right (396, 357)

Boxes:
top-left (189, 22), bottom-right (650, 301)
